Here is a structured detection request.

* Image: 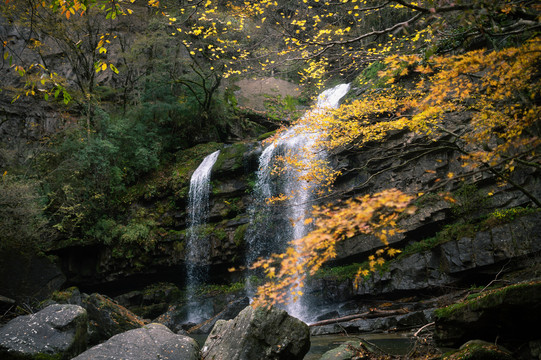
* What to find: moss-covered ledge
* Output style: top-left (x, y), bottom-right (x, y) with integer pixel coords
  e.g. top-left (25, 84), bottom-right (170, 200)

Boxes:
top-left (434, 280), bottom-right (541, 348)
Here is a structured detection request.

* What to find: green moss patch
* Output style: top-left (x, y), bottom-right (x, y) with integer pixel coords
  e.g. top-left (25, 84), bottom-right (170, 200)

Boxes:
top-left (434, 280), bottom-right (541, 320)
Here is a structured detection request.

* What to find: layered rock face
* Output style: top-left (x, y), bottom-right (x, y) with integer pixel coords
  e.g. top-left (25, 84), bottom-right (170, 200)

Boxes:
top-left (355, 212), bottom-right (541, 296)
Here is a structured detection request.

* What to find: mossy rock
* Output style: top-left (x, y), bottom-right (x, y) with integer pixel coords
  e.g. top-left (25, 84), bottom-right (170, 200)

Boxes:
top-left (142, 282), bottom-right (182, 304)
top-left (320, 341), bottom-right (361, 360)
top-left (84, 293), bottom-right (146, 344)
top-left (434, 281), bottom-right (541, 347)
top-left (172, 142), bottom-right (224, 186)
top-left (233, 224), bottom-right (248, 248)
top-left (213, 143), bottom-right (249, 175)
top-left (257, 130), bottom-right (277, 141)
top-left (443, 340), bottom-right (513, 360)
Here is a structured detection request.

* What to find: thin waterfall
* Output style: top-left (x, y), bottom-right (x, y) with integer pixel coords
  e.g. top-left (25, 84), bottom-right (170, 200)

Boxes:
top-left (185, 149), bottom-right (220, 322)
top-left (245, 84), bottom-right (350, 322)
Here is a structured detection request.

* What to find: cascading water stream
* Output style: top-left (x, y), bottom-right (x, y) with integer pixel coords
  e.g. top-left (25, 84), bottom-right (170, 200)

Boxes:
top-left (246, 83), bottom-right (350, 322)
top-left (185, 149), bottom-right (220, 322)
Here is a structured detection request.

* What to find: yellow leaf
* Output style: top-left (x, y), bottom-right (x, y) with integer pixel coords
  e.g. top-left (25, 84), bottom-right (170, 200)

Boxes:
top-left (109, 63), bottom-right (119, 74)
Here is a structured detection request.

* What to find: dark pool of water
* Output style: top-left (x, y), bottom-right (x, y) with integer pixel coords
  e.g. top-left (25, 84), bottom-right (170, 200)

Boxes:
top-left (191, 331), bottom-right (415, 359)
top-left (305, 332), bottom-right (415, 359)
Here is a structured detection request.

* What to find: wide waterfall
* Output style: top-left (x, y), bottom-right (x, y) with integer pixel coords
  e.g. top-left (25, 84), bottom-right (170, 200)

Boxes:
top-left (246, 83), bottom-right (350, 322)
top-left (185, 149), bottom-right (220, 322)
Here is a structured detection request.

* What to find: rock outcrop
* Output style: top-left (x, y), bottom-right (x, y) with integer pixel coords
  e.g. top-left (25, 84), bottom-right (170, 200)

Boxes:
top-left (434, 281), bottom-right (541, 348)
top-left (355, 212), bottom-right (541, 296)
top-left (84, 293), bottom-right (146, 344)
top-left (0, 249), bottom-right (66, 302)
top-left (0, 304), bottom-right (87, 359)
top-left (188, 296), bottom-right (250, 334)
top-left (202, 305), bottom-right (310, 360)
top-left (73, 323), bottom-right (199, 360)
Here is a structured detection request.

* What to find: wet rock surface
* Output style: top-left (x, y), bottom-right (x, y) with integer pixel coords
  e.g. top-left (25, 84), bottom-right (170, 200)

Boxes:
top-left (202, 305), bottom-right (310, 360)
top-left (0, 304), bottom-right (87, 360)
top-left (73, 323), bottom-right (199, 360)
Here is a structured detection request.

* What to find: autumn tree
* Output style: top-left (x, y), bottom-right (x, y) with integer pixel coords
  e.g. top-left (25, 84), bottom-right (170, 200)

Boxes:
top-left (250, 189), bottom-right (415, 307)
top-left (2, 0), bottom-right (539, 305)
top-left (229, 0), bottom-right (539, 306)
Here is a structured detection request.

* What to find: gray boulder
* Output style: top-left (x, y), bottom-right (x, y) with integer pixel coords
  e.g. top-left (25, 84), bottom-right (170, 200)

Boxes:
top-left (0, 304), bottom-right (87, 359)
top-left (202, 305), bottom-right (310, 360)
top-left (72, 323), bottom-right (199, 360)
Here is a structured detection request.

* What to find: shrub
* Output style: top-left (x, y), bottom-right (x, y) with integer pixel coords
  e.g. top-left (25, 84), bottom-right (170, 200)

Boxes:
top-left (0, 174), bottom-right (47, 251)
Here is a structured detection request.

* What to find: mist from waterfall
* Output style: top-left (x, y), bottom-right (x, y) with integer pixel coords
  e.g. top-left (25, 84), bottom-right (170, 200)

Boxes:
top-left (245, 83), bottom-right (350, 322)
top-left (185, 149), bottom-right (220, 323)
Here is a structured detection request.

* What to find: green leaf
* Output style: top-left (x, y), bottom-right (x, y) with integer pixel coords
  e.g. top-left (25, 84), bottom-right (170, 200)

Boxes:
top-left (63, 91), bottom-right (72, 105)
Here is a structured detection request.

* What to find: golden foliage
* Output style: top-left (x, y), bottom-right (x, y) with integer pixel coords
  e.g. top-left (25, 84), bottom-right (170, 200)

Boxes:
top-left (251, 189), bottom-right (415, 308)
top-left (305, 38), bottom-right (541, 176)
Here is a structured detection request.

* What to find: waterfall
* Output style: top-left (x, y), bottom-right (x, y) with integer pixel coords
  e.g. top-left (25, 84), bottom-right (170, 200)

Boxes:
top-left (246, 83), bottom-right (350, 322)
top-left (185, 149), bottom-right (220, 322)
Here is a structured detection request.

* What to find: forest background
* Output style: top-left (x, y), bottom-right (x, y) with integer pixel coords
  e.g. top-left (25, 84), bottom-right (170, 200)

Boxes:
top-left (1, 0), bottom-right (539, 305)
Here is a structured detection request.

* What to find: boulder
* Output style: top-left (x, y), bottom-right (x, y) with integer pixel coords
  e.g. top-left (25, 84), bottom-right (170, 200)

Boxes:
top-left (202, 305), bottom-right (310, 360)
top-left (0, 304), bottom-right (87, 359)
top-left (84, 293), bottom-right (146, 344)
top-left (319, 339), bottom-right (388, 360)
top-left (442, 340), bottom-right (513, 360)
top-left (319, 341), bottom-right (361, 360)
top-left (434, 281), bottom-right (541, 348)
top-left (153, 304), bottom-right (190, 333)
top-left (50, 286), bottom-right (87, 307)
top-left (72, 323), bottom-right (199, 360)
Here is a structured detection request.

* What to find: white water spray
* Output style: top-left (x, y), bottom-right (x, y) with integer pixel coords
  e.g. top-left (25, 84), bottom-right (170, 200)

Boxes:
top-left (186, 149), bottom-right (220, 322)
top-left (246, 83), bottom-right (350, 322)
